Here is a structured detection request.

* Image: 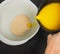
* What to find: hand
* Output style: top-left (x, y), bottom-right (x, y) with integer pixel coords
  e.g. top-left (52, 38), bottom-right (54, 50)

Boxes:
top-left (45, 32), bottom-right (60, 54)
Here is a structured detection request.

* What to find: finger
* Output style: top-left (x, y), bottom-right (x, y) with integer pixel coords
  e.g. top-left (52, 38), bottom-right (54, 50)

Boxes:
top-left (48, 34), bottom-right (52, 40)
top-left (47, 34), bottom-right (52, 44)
top-left (57, 32), bottom-right (60, 36)
top-left (52, 32), bottom-right (60, 38)
top-left (52, 32), bottom-right (60, 40)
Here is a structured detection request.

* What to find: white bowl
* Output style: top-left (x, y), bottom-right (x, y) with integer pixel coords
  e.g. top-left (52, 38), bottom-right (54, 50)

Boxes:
top-left (0, 0), bottom-right (40, 46)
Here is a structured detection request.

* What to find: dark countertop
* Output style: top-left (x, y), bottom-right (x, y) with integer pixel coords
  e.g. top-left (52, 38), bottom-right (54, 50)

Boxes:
top-left (0, 28), bottom-right (48, 54)
top-left (0, 0), bottom-right (52, 54)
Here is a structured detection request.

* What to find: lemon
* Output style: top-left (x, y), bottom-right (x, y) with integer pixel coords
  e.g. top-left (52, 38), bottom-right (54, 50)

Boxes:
top-left (36, 3), bottom-right (60, 31)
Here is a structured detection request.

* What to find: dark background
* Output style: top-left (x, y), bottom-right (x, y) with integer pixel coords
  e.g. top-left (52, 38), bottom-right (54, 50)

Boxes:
top-left (0, 0), bottom-right (55, 54)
